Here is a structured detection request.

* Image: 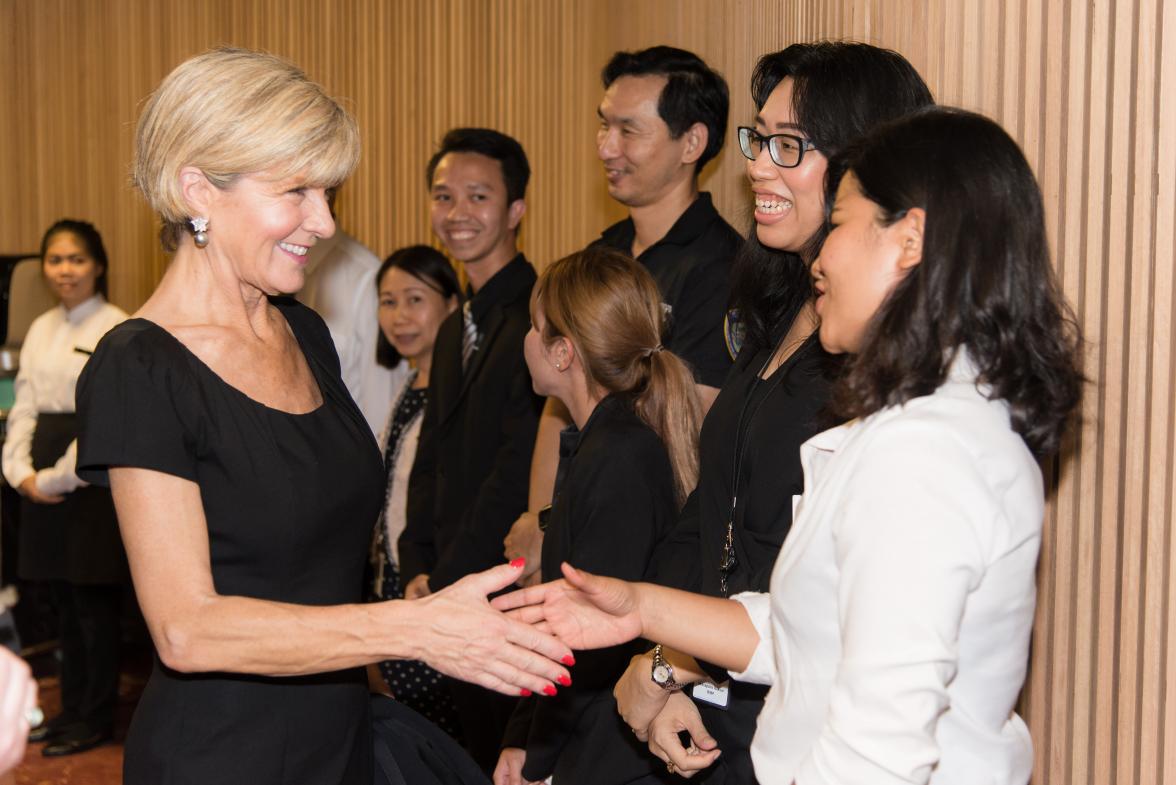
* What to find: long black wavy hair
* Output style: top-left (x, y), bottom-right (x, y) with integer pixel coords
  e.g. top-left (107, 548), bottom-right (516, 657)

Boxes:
top-left (729, 42), bottom-right (933, 352)
top-left (825, 107), bottom-right (1084, 458)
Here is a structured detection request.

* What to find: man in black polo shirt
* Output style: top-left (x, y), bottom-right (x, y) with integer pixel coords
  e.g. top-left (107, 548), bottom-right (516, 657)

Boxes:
top-left (400, 127), bottom-right (543, 773)
top-left (592, 46), bottom-right (739, 397)
top-left (505, 46), bottom-right (739, 571)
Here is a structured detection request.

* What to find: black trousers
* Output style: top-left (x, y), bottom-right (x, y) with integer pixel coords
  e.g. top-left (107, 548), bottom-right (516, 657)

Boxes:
top-left (49, 580), bottom-right (121, 731)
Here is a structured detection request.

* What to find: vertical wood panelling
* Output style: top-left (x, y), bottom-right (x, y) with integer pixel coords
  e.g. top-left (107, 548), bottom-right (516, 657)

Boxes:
top-left (1, 2), bottom-right (1171, 783)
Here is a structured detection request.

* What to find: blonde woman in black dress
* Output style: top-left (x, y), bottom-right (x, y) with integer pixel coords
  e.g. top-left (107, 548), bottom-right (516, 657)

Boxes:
top-left (75, 47), bottom-right (571, 785)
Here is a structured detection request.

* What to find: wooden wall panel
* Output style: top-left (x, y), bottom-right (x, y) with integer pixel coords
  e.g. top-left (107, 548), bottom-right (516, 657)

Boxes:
top-left (1, 2), bottom-right (1172, 784)
top-left (0, 0), bottom-right (614, 307)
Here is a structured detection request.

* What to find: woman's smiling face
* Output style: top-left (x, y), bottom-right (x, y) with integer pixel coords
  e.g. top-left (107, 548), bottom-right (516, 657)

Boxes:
top-left (202, 170), bottom-right (336, 295)
top-left (812, 172), bottom-right (923, 354)
top-left (377, 266), bottom-right (457, 364)
top-left (747, 79), bottom-right (828, 257)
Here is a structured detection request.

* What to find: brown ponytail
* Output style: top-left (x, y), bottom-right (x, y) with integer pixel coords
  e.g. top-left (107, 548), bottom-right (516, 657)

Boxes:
top-left (535, 248), bottom-right (702, 503)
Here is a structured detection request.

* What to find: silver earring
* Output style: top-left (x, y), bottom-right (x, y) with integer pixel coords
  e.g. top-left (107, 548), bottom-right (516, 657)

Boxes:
top-left (191, 217), bottom-right (210, 249)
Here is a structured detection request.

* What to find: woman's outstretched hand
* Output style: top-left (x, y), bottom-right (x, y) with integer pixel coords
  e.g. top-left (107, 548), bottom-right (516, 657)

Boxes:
top-left (411, 560), bottom-right (574, 698)
top-left (490, 562), bottom-right (644, 651)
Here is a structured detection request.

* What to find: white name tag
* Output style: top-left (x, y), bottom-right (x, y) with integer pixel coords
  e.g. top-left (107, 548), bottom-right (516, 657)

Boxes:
top-left (691, 680), bottom-right (730, 709)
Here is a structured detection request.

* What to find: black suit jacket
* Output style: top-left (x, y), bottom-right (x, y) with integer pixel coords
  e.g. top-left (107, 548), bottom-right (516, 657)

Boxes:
top-left (400, 255), bottom-right (543, 590)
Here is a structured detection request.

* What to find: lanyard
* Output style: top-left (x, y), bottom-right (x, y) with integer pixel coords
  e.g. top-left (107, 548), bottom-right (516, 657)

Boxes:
top-left (718, 336), bottom-right (803, 596)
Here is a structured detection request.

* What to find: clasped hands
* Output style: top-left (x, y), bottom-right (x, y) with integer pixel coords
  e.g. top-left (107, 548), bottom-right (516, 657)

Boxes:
top-left (405, 560), bottom-right (575, 698)
top-left (491, 563), bottom-right (721, 778)
top-left (17, 476), bottom-right (63, 505)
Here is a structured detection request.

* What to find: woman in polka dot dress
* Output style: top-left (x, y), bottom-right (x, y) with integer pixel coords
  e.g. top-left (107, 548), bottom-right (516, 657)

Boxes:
top-left (367, 245), bottom-right (462, 737)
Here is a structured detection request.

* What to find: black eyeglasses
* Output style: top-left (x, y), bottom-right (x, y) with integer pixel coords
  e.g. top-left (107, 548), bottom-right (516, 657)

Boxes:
top-left (737, 127), bottom-right (819, 168)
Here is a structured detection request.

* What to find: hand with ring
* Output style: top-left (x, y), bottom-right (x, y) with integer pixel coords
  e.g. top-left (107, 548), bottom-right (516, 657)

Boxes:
top-left (648, 691), bottom-right (721, 778)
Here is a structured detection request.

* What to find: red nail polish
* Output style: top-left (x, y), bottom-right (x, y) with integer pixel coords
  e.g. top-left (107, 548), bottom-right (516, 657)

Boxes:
top-left (561, 655), bottom-right (576, 666)
top-left (557, 675), bottom-right (571, 687)
top-left (542, 685), bottom-right (557, 696)
top-left (510, 557), bottom-right (526, 569)
top-left (520, 688), bottom-right (532, 697)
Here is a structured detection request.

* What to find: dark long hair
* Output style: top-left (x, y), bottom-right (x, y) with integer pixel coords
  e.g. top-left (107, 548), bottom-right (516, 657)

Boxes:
top-left (40, 219), bottom-right (110, 298)
top-left (375, 245), bottom-right (461, 368)
top-left (729, 42), bottom-right (933, 352)
top-left (826, 107), bottom-right (1083, 458)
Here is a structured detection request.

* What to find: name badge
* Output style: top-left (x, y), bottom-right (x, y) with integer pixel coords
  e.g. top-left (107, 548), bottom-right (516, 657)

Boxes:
top-left (691, 680), bottom-right (730, 709)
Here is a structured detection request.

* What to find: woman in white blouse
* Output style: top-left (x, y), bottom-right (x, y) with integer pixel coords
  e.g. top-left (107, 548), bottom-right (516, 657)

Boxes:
top-left (495, 108), bottom-right (1084, 785)
top-left (1, 219), bottom-right (126, 756)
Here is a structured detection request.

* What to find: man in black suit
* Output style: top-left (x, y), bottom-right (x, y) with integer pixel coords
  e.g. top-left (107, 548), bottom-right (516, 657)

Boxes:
top-left (399, 127), bottom-right (543, 773)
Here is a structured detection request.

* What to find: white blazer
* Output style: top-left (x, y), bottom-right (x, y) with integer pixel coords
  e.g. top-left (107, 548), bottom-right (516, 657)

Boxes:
top-left (732, 351), bottom-right (1041, 785)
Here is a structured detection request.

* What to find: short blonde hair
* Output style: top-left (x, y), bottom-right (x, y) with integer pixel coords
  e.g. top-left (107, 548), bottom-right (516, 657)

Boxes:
top-left (133, 47), bottom-right (360, 251)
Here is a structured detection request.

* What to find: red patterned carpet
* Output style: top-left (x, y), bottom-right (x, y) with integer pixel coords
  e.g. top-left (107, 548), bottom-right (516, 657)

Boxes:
top-left (14, 660), bottom-right (146, 785)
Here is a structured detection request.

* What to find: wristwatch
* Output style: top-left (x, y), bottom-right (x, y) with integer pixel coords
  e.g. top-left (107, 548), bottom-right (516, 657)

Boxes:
top-left (650, 644), bottom-right (685, 691)
top-left (536, 504), bottom-right (553, 532)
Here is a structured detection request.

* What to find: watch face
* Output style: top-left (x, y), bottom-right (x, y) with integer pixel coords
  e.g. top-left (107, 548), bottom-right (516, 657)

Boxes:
top-left (653, 664), bottom-right (672, 685)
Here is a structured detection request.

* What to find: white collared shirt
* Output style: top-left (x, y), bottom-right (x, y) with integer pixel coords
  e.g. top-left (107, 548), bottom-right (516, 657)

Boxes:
top-left (731, 352), bottom-right (1040, 785)
top-left (296, 230), bottom-right (409, 436)
top-left (2, 295), bottom-right (127, 495)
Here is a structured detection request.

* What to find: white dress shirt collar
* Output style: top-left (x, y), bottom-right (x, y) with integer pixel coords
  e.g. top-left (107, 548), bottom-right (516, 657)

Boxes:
top-left (61, 294), bottom-right (106, 326)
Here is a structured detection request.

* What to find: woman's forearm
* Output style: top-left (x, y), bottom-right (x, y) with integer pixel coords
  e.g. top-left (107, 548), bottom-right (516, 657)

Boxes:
top-left (150, 593), bottom-right (425, 676)
top-left (634, 583), bottom-right (760, 673)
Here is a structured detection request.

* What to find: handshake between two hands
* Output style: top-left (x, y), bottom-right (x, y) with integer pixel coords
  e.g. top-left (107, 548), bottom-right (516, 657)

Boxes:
top-left (475, 561), bottom-right (721, 780)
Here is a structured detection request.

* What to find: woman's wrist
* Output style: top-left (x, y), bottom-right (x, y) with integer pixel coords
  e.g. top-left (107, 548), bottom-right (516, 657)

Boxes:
top-left (372, 598), bottom-right (425, 662)
top-left (635, 582), bottom-right (663, 641)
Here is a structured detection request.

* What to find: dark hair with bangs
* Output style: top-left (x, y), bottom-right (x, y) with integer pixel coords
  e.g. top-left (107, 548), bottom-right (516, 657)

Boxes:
top-left (602, 46), bottom-right (730, 175)
top-left (729, 41), bottom-right (933, 353)
top-left (825, 107), bottom-right (1083, 457)
top-left (375, 245), bottom-right (461, 368)
top-left (41, 219), bottom-right (110, 298)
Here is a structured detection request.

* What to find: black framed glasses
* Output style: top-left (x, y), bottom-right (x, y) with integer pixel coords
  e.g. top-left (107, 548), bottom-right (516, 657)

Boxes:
top-left (737, 126), bottom-right (818, 168)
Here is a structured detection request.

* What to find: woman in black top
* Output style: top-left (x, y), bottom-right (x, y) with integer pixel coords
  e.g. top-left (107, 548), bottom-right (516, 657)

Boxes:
top-left (494, 248), bottom-right (702, 785)
top-left (74, 47), bottom-right (571, 785)
top-left (614, 43), bottom-right (936, 783)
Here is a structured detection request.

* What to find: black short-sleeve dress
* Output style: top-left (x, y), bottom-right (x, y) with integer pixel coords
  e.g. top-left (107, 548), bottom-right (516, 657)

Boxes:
top-left (75, 297), bottom-right (384, 785)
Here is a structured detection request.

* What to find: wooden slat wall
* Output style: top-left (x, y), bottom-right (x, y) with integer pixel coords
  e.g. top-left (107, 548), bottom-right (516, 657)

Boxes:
top-left (2, 2), bottom-right (1172, 783)
top-left (0, 0), bottom-right (616, 305)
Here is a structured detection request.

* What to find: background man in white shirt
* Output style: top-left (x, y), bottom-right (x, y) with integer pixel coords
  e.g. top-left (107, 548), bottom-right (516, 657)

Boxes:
top-left (296, 190), bottom-right (408, 436)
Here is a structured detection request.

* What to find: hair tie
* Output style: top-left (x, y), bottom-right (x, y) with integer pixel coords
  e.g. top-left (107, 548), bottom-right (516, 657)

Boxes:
top-left (643, 344), bottom-right (664, 359)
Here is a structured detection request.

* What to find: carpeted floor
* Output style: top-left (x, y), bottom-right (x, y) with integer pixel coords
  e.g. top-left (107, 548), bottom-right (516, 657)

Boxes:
top-left (14, 655), bottom-right (147, 785)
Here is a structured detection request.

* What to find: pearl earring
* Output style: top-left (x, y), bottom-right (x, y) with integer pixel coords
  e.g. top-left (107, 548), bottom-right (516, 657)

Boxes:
top-left (191, 217), bottom-right (210, 249)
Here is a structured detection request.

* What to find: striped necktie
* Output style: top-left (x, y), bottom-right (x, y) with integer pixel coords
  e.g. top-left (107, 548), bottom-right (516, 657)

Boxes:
top-left (461, 301), bottom-right (479, 369)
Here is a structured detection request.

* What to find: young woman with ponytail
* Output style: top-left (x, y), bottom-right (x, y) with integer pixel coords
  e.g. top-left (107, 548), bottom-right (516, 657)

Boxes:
top-left (493, 246), bottom-right (701, 785)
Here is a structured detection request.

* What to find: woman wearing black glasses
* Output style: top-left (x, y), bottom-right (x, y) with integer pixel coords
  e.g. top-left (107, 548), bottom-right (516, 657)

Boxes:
top-left (606, 43), bottom-right (934, 783)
